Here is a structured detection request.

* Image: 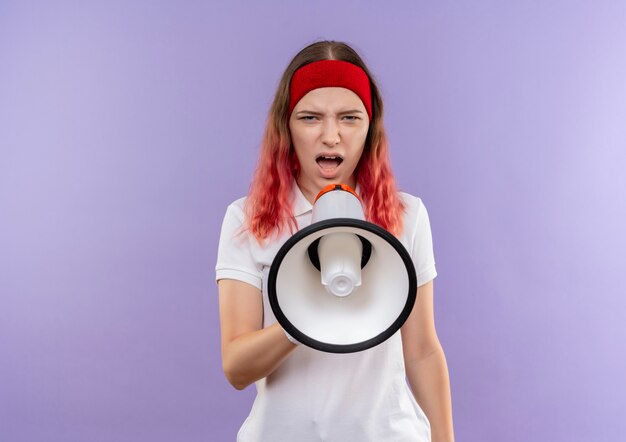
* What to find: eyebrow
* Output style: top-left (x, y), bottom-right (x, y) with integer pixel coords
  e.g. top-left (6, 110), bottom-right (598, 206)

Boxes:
top-left (295, 109), bottom-right (364, 116)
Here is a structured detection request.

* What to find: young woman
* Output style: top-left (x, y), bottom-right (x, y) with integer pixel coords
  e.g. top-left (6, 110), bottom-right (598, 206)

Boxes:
top-left (216, 41), bottom-right (454, 442)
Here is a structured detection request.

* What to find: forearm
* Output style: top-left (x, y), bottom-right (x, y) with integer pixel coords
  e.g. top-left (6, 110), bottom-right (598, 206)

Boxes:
top-left (406, 347), bottom-right (455, 442)
top-left (222, 322), bottom-right (296, 390)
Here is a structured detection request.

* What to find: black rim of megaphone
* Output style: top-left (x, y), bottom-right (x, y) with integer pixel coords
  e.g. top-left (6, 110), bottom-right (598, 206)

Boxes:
top-left (268, 218), bottom-right (417, 354)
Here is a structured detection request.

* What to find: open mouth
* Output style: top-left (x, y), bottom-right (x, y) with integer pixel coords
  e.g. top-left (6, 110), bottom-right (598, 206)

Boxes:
top-left (316, 155), bottom-right (343, 170)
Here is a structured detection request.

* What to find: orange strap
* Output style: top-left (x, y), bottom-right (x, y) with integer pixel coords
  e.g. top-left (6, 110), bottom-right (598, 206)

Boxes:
top-left (314, 183), bottom-right (361, 203)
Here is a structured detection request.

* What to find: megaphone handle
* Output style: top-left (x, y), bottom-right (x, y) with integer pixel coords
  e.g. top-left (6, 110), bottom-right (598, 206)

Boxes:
top-left (307, 235), bottom-right (372, 271)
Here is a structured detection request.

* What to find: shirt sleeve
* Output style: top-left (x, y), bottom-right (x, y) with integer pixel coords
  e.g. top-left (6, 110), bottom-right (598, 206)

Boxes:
top-left (410, 198), bottom-right (438, 287)
top-left (215, 202), bottom-right (263, 290)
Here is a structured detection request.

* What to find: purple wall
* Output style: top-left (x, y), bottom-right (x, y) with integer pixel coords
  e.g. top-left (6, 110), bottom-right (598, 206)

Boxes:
top-left (2, 1), bottom-right (625, 441)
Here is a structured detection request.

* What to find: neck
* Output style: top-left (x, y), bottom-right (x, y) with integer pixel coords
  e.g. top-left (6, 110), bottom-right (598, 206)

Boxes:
top-left (296, 180), bottom-right (317, 205)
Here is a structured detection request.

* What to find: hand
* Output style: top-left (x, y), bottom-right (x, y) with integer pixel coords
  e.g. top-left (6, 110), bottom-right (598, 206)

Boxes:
top-left (283, 329), bottom-right (300, 345)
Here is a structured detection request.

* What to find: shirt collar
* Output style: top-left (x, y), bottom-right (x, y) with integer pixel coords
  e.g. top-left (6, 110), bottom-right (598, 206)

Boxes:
top-left (291, 183), bottom-right (313, 216)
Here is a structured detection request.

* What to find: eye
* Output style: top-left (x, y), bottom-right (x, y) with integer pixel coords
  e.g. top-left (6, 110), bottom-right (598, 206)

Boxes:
top-left (342, 115), bottom-right (359, 121)
top-left (299, 115), bottom-right (318, 121)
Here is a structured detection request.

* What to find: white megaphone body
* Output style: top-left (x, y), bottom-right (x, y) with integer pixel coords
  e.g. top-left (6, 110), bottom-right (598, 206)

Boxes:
top-left (268, 184), bottom-right (417, 353)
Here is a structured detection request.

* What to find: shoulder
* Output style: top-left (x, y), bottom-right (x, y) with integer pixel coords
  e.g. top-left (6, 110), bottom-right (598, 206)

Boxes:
top-left (398, 191), bottom-right (426, 216)
top-left (223, 196), bottom-right (248, 219)
top-left (397, 191), bottom-right (432, 238)
top-left (228, 195), bottom-right (248, 211)
top-left (218, 196), bottom-right (250, 235)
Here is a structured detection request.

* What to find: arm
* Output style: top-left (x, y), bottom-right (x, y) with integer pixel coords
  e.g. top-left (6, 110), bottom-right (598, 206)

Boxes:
top-left (218, 279), bottom-right (297, 390)
top-left (401, 280), bottom-right (455, 442)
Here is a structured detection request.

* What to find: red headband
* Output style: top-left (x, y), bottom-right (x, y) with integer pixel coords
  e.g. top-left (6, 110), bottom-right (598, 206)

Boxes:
top-left (288, 60), bottom-right (372, 119)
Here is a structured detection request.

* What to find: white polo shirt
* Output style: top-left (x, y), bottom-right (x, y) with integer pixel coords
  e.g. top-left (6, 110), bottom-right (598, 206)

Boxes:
top-left (216, 184), bottom-right (437, 442)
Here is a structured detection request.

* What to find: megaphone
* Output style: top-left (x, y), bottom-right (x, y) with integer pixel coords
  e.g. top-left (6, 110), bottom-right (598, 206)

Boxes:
top-left (268, 184), bottom-right (417, 353)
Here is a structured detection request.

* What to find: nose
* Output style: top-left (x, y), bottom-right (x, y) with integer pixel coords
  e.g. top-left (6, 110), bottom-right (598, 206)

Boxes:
top-left (321, 118), bottom-right (340, 147)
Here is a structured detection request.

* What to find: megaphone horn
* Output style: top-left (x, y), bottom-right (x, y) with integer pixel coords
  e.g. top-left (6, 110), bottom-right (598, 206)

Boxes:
top-left (268, 184), bottom-right (417, 353)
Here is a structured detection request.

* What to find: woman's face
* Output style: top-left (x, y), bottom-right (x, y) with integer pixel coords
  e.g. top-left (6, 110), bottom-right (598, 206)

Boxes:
top-left (289, 87), bottom-right (370, 202)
